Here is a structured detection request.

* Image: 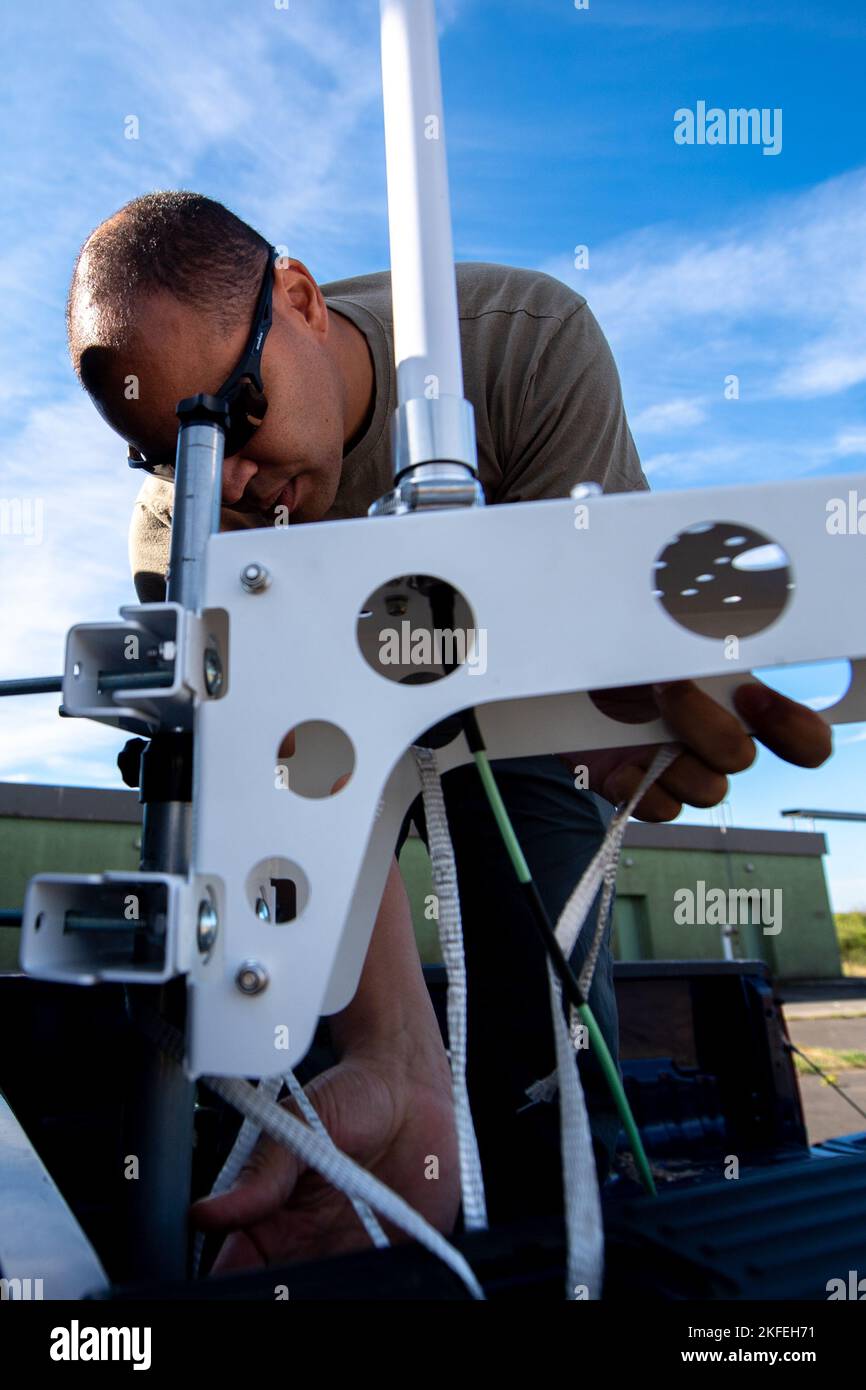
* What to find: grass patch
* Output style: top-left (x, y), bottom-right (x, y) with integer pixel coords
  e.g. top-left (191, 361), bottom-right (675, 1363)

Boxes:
top-left (836, 912), bottom-right (866, 971)
top-left (793, 1046), bottom-right (866, 1076)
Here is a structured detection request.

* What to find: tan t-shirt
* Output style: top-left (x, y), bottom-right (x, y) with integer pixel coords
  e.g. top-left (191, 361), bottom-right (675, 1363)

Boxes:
top-left (129, 261), bottom-right (648, 602)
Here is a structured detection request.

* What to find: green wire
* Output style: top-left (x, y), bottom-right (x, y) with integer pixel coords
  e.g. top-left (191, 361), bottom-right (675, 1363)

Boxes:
top-left (473, 751), bottom-right (532, 882)
top-left (469, 740), bottom-right (657, 1199)
top-left (576, 1002), bottom-right (656, 1198)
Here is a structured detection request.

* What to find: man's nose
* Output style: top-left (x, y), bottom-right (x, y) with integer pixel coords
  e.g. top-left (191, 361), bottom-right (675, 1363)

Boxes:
top-left (221, 455), bottom-right (259, 505)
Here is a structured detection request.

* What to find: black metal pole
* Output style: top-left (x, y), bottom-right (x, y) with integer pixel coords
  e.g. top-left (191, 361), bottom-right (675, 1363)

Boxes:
top-left (120, 396), bottom-right (227, 1283)
top-left (0, 676), bottom-right (63, 696)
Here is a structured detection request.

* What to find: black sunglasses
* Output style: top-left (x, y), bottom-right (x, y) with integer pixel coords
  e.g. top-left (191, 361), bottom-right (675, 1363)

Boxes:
top-left (127, 248), bottom-right (277, 480)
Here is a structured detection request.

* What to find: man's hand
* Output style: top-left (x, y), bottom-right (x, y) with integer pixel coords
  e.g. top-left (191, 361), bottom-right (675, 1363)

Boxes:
top-left (191, 1031), bottom-right (459, 1273)
top-left (566, 679), bottom-right (832, 822)
top-left (191, 855), bottom-right (460, 1273)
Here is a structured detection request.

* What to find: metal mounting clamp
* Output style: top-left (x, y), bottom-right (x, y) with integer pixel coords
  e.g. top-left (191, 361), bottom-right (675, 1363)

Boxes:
top-left (62, 602), bottom-right (228, 735)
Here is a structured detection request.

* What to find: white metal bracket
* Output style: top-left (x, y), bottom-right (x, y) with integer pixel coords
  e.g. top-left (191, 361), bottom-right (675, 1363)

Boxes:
top-left (170, 472), bottom-right (865, 1077)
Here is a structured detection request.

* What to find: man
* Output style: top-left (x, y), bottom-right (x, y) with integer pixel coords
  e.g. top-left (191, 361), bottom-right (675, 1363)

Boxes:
top-left (66, 191), bottom-right (831, 1274)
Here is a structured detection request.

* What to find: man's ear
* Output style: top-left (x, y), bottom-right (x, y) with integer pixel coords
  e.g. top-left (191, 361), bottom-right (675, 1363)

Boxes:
top-left (273, 257), bottom-right (326, 331)
top-left (78, 344), bottom-right (115, 398)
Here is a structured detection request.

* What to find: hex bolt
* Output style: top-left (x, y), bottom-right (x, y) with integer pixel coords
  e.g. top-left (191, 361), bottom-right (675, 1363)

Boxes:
top-left (196, 896), bottom-right (218, 956)
top-left (203, 645), bottom-right (223, 696)
top-left (569, 481), bottom-right (603, 501)
top-left (240, 563), bottom-right (271, 594)
top-left (236, 960), bottom-right (269, 995)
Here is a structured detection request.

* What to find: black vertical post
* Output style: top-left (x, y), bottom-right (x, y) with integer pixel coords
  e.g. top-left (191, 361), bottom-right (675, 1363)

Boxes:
top-left (120, 397), bottom-right (227, 1283)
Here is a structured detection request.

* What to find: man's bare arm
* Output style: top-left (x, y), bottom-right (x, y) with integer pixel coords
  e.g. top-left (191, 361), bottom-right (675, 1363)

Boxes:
top-left (328, 856), bottom-right (448, 1067)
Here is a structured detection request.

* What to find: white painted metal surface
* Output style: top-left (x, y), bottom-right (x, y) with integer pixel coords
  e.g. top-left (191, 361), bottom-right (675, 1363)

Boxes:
top-left (380, 0), bottom-right (463, 403)
top-left (0, 1094), bottom-right (109, 1300)
top-left (174, 473), bottom-right (866, 1077)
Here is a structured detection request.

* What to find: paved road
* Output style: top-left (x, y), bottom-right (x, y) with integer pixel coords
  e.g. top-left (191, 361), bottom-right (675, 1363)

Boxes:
top-left (795, 1072), bottom-right (866, 1144)
top-left (780, 981), bottom-right (866, 1143)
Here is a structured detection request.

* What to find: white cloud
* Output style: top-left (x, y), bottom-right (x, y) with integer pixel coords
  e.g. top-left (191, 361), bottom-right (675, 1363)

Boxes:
top-left (632, 397), bottom-right (707, 435)
top-left (0, 701), bottom-right (131, 788)
top-left (541, 165), bottom-right (866, 406)
top-left (640, 444), bottom-right (747, 481)
top-left (777, 352), bottom-right (866, 400)
top-left (832, 431), bottom-right (866, 458)
top-left (0, 0), bottom-right (412, 788)
top-left (533, 165), bottom-right (866, 500)
top-left (0, 392), bottom-right (145, 783)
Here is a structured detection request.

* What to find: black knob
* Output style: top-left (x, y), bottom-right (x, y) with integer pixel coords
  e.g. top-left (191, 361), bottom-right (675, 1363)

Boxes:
top-left (117, 737), bottom-right (149, 789)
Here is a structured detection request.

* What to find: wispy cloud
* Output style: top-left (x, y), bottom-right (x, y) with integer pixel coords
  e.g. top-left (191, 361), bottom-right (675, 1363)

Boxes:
top-left (631, 397), bottom-right (708, 435)
top-left (548, 167), bottom-right (866, 397)
top-left (0, 0), bottom-right (466, 790)
top-left (832, 430), bottom-right (866, 458)
top-left (539, 166), bottom-right (866, 486)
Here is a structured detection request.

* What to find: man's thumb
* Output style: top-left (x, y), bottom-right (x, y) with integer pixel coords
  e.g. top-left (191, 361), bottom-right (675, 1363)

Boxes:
top-left (190, 1140), bottom-right (304, 1230)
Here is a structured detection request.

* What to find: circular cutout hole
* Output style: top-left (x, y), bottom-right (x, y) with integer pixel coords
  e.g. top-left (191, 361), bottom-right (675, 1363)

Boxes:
top-left (750, 659), bottom-right (852, 712)
top-left (731, 542), bottom-right (787, 572)
top-left (245, 856), bottom-right (310, 924)
top-left (588, 684), bottom-right (660, 725)
top-left (357, 574), bottom-right (481, 683)
top-left (653, 522), bottom-right (792, 639)
top-left (276, 721), bottom-right (354, 799)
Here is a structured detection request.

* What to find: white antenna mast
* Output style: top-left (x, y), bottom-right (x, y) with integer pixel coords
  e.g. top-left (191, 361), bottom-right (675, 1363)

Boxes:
top-left (373, 0), bottom-right (482, 513)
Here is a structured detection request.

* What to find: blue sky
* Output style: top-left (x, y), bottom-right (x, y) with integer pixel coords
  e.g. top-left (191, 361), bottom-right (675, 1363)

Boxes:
top-left (1, 0), bottom-right (866, 908)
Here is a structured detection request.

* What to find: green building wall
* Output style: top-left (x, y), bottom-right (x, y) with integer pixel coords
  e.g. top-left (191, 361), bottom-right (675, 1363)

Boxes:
top-left (0, 786), bottom-right (143, 972)
top-left (399, 823), bottom-right (839, 980)
top-left (0, 784), bottom-right (841, 981)
top-left (612, 842), bottom-right (840, 979)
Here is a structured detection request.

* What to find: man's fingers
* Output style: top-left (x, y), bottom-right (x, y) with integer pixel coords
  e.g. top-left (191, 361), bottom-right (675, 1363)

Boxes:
top-left (655, 752), bottom-right (729, 809)
top-left (652, 681), bottom-right (757, 775)
top-left (604, 752), bottom-right (728, 819)
top-left (207, 1227), bottom-right (268, 1275)
top-left (190, 1138), bottom-right (304, 1232)
top-left (602, 763), bottom-right (683, 821)
top-left (733, 682), bottom-right (833, 768)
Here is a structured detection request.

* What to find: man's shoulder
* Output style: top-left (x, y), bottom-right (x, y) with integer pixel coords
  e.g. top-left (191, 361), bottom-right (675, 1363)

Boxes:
top-left (129, 476), bottom-right (173, 604)
top-left (131, 475), bottom-right (174, 526)
top-left (455, 261), bottom-right (587, 325)
top-left (321, 261), bottom-right (586, 326)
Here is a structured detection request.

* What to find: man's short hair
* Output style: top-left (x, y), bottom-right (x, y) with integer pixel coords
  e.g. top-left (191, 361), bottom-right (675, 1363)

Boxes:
top-left (67, 190), bottom-right (271, 390)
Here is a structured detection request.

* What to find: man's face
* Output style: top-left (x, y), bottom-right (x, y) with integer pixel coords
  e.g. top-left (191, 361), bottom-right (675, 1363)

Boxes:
top-left (89, 261), bottom-right (348, 525)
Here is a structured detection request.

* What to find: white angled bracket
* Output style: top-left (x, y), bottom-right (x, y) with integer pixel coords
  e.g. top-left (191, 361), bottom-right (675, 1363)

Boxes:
top-left (22, 475), bottom-right (866, 1073)
top-left (164, 472), bottom-right (864, 1077)
top-left (17, 0), bottom-right (866, 1088)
